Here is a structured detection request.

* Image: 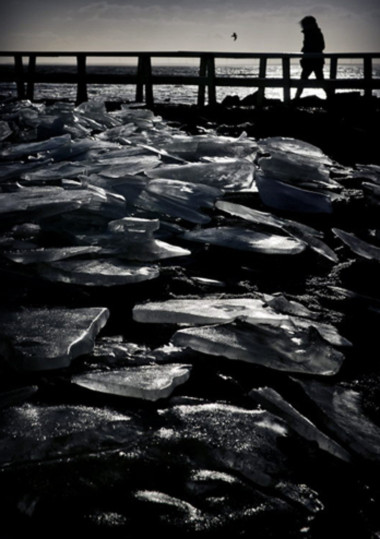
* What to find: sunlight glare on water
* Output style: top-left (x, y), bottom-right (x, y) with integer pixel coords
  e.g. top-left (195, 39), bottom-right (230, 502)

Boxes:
top-left (0, 61), bottom-right (378, 103)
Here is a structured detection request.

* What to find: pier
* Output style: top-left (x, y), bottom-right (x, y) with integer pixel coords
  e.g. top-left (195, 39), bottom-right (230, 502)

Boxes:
top-left (1, 51), bottom-right (380, 106)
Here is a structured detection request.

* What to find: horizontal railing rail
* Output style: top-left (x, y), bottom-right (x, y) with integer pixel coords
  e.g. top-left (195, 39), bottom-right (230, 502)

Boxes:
top-left (0, 51), bottom-right (379, 106)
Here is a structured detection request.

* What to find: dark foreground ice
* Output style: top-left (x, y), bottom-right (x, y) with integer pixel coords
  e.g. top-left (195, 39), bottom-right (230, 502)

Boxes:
top-left (0, 98), bottom-right (380, 538)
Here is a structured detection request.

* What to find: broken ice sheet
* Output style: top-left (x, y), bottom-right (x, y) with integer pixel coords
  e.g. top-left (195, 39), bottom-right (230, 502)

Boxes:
top-left (94, 154), bottom-right (162, 178)
top-left (256, 170), bottom-right (333, 214)
top-left (72, 363), bottom-right (192, 401)
top-left (257, 136), bottom-right (340, 191)
top-left (21, 161), bottom-right (89, 182)
top-left (4, 245), bottom-right (102, 264)
top-left (183, 226), bottom-right (306, 255)
top-left (258, 137), bottom-right (335, 165)
top-left (135, 179), bottom-right (223, 224)
top-left (216, 200), bottom-right (338, 263)
top-left (133, 297), bottom-right (286, 325)
top-left (249, 387), bottom-right (351, 462)
top-left (172, 321), bottom-right (345, 376)
top-left (257, 152), bottom-right (338, 191)
top-left (155, 132), bottom-right (258, 161)
top-left (0, 186), bottom-right (95, 221)
top-left (295, 379), bottom-right (380, 462)
top-left (333, 228), bottom-right (380, 262)
top-left (0, 134), bottom-right (71, 161)
top-left (133, 296), bottom-right (350, 348)
top-left (0, 120), bottom-right (12, 141)
top-left (0, 307), bottom-right (109, 371)
top-left (146, 159), bottom-right (255, 191)
top-left (37, 258), bottom-right (160, 286)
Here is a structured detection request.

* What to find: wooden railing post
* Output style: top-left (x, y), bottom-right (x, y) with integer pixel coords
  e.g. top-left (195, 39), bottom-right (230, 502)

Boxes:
top-left (197, 55), bottom-right (207, 107)
top-left (282, 56), bottom-right (291, 103)
top-left (363, 56), bottom-right (372, 98)
top-left (206, 54), bottom-right (216, 106)
top-left (26, 55), bottom-right (36, 101)
top-left (329, 56), bottom-right (337, 98)
top-left (135, 55), bottom-right (154, 106)
top-left (136, 55), bottom-right (144, 102)
top-left (76, 53), bottom-right (88, 104)
top-left (14, 54), bottom-right (25, 99)
top-left (257, 56), bottom-right (267, 106)
top-left (144, 55), bottom-right (154, 107)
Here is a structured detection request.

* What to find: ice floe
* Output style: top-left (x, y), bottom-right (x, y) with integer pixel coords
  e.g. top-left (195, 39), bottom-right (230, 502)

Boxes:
top-left (0, 307), bottom-right (109, 371)
top-left (256, 170), bottom-right (334, 214)
top-left (216, 200), bottom-right (338, 262)
top-left (37, 258), bottom-right (160, 286)
top-left (249, 387), bottom-right (351, 462)
top-left (146, 159), bottom-right (255, 191)
top-left (72, 363), bottom-right (192, 401)
top-left (295, 379), bottom-right (380, 462)
top-left (333, 228), bottom-right (380, 262)
top-left (183, 226), bottom-right (306, 255)
top-left (135, 179), bottom-right (222, 224)
top-left (172, 320), bottom-right (345, 375)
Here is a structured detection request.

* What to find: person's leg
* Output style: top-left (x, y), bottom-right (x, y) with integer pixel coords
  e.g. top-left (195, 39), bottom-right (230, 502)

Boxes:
top-left (315, 66), bottom-right (328, 98)
top-left (295, 65), bottom-right (312, 99)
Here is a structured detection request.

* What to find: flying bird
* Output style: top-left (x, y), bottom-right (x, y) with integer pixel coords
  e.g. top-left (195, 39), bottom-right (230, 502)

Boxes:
top-left (231, 32), bottom-right (237, 41)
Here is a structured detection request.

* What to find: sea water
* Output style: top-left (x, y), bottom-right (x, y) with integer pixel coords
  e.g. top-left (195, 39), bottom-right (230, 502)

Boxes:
top-left (0, 62), bottom-right (379, 104)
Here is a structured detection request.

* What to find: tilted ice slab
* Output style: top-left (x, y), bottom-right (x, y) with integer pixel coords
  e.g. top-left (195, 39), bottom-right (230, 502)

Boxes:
top-left (183, 226), bottom-right (306, 255)
top-left (333, 228), bottom-right (380, 262)
top-left (256, 170), bottom-right (333, 214)
top-left (249, 387), bottom-right (351, 462)
top-left (145, 159), bottom-right (255, 191)
top-left (95, 154), bottom-right (161, 178)
top-left (4, 245), bottom-right (102, 264)
top-left (258, 153), bottom-right (336, 190)
top-left (155, 133), bottom-right (258, 161)
top-left (257, 137), bottom-right (335, 165)
top-left (257, 136), bottom-right (339, 190)
top-left (362, 182), bottom-right (380, 205)
top-left (94, 122), bottom-right (138, 142)
top-left (133, 296), bottom-right (350, 348)
top-left (135, 179), bottom-right (223, 224)
top-left (216, 200), bottom-right (338, 263)
top-left (72, 363), bottom-right (192, 401)
top-left (133, 297), bottom-right (287, 326)
top-left (0, 134), bottom-right (71, 160)
top-left (22, 162), bottom-right (90, 182)
top-left (158, 402), bottom-right (291, 487)
top-left (86, 174), bottom-right (147, 203)
top-left (172, 322), bottom-right (345, 376)
top-left (37, 258), bottom-right (160, 286)
top-left (216, 200), bottom-right (320, 236)
top-left (295, 379), bottom-right (380, 462)
top-left (0, 120), bottom-right (12, 141)
top-left (0, 186), bottom-right (95, 220)
top-left (0, 307), bottom-right (109, 371)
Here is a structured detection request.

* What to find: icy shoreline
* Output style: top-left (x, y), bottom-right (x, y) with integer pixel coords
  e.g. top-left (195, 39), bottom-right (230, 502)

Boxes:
top-left (1, 98), bottom-right (380, 538)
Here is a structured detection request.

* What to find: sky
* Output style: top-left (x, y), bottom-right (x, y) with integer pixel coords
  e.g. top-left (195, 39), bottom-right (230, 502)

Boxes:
top-left (0, 0), bottom-right (379, 54)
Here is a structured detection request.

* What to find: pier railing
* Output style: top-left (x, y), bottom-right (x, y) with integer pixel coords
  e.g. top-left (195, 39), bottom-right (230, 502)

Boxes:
top-left (0, 51), bottom-right (379, 106)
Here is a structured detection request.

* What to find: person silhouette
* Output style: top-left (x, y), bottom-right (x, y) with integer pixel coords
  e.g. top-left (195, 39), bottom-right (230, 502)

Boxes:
top-left (294, 16), bottom-right (326, 100)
